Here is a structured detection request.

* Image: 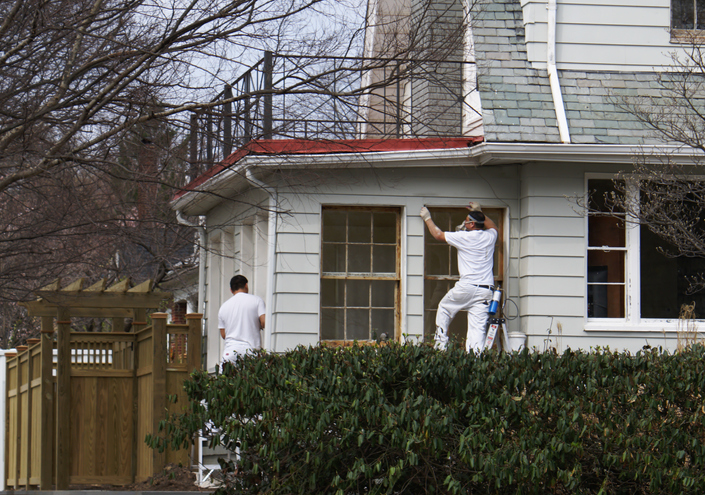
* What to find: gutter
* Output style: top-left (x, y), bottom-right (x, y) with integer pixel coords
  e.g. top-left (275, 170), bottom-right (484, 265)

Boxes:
top-left (245, 168), bottom-right (278, 353)
top-left (172, 142), bottom-right (705, 214)
top-left (547, 0), bottom-right (571, 143)
top-left (175, 210), bottom-right (207, 316)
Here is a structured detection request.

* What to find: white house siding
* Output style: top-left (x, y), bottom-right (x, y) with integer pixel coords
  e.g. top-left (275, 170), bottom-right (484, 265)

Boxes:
top-left (520, 0), bottom-right (677, 71)
top-left (518, 162), bottom-right (588, 350)
top-left (194, 157), bottom-right (695, 361)
top-left (267, 165), bottom-right (521, 352)
top-left (203, 188), bottom-right (269, 371)
top-left (515, 160), bottom-right (698, 354)
top-left (272, 204), bottom-right (322, 352)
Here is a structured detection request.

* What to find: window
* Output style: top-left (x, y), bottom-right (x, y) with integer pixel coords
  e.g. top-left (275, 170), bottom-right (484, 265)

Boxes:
top-left (587, 178), bottom-right (705, 321)
top-left (672, 0), bottom-right (705, 30)
top-left (423, 207), bottom-right (504, 344)
top-left (587, 179), bottom-right (626, 318)
top-left (320, 207), bottom-right (400, 342)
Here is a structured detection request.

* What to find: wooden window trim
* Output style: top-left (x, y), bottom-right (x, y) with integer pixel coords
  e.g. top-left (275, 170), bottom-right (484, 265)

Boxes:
top-left (320, 206), bottom-right (401, 344)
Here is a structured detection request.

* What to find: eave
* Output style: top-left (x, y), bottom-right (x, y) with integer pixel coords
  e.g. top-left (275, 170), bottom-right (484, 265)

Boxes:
top-left (171, 141), bottom-right (705, 216)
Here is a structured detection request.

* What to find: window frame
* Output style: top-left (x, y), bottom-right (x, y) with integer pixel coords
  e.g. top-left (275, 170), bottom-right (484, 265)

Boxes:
top-left (670, 0), bottom-right (705, 42)
top-left (584, 174), bottom-right (705, 331)
top-left (422, 206), bottom-right (505, 344)
top-left (319, 205), bottom-right (401, 345)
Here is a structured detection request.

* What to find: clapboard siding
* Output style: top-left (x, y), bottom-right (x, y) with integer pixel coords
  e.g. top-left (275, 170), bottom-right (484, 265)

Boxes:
top-left (275, 333), bottom-right (320, 350)
top-left (275, 313), bottom-right (321, 334)
top-left (520, 314), bottom-right (586, 340)
top-left (520, 255), bottom-right (584, 276)
top-left (521, 0), bottom-right (681, 71)
top-left (518, 165), bottom-right (586, 347)
top-left (519, 294), bottom-right (585, 315)
top-left (275, 252), bottom-right (319, 273)
top-left (209, 166), bottom-right (521, 353)
top-left (519, 275), bottom-right (584, 296)
top-left (278, 213), bottom-right (321, 234)
top-left (519, 196), bottom-right (583, 218)
top-left (519, 174), bottom-right (585, 197)
top-left (520, 236), bottom-right (585, 257)
top-left (275, 273), bottom-right (320, 293)
top-left (276, 293), bottom-right (320, 314)
top-left (519, 216), bottom-right (583, 237)
top-left (276, 232), bottom-right (319, 254)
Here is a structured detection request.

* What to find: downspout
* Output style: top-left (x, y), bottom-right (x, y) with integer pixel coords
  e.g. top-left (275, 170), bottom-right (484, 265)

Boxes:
top-left (245, 168), bottom-right (277, 353)
top-left (176, 210), bottom-right (207, 315)
top-left (547, 0), bottom-right (571, 143)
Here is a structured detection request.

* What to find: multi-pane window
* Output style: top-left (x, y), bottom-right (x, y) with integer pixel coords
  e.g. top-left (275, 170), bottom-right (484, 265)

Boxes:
top-left (423, 207), bottom-right (504, 344)
top-left (587, 179), bottom-right (626, 318)
top-left (320, 207), bottom-right (400, 342)
top-left (587, 178), bottom-right (705, 320)
top-left (672, 0), bottom-right (705, 31)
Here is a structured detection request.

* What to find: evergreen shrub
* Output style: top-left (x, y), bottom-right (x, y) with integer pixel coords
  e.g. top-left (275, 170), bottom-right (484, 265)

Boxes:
top-left (152, 343), bottom-right (705, 494)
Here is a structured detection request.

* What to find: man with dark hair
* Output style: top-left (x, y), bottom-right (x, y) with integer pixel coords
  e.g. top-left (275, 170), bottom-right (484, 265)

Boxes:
top-left (218, 275), bottom-right (266, 363)
top-left (420, 202), bottom-right (498, 352)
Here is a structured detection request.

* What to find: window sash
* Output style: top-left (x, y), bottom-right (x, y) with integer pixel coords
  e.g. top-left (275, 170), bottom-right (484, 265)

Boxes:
top-left (320, 206), bottom-right (400, 343)
top-left (671, 0), bottom-right (705, 30)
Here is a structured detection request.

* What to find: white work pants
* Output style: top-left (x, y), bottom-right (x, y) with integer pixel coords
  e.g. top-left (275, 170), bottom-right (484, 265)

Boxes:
top-left (222, 341), bottom-right (254, 364)
top-left (434, 280), bottom-right (492, 353)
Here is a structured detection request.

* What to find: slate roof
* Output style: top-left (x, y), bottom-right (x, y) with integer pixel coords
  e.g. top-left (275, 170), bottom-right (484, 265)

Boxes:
top-left (472, 0), bottom-right (673, 145)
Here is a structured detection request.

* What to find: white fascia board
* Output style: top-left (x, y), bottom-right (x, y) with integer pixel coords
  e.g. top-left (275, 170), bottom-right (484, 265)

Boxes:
top-left (172, 142), bottom-right (705, 215)
top-left (468, 142), bottom-right (705, 165)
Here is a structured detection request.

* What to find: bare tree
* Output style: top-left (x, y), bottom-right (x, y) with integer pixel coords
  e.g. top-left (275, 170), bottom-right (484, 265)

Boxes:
top-left (597, 40), bottom-right (705, 296)
top-left (0, 0), bottom-right (478, 345)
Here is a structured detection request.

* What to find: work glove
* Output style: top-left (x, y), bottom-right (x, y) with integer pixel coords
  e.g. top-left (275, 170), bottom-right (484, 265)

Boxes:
top-left (420, 207), bottom-right (431, 222)
top-left (467, 201), bottom-right (482, 212)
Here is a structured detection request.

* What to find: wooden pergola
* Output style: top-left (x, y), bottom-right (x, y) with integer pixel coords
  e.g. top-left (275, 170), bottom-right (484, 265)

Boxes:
top-left (22, 277), bottom-right (171, 321)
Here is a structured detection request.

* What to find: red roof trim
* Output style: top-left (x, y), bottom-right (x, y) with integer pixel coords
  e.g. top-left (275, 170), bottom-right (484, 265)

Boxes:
top-left (173, 137), bottom-right (484, 200)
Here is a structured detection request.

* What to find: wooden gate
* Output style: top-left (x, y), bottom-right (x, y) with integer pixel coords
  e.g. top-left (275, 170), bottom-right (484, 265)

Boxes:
top-left (5, 278), bottom-right (202, 489)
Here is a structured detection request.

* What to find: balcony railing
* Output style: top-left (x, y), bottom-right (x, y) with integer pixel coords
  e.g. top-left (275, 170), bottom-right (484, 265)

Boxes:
top-left (186, 51), bottom-right (471, 172)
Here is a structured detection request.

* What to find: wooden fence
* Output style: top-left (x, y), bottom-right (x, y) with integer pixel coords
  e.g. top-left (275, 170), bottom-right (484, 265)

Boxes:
top-left (5, 313), bottom-right (202, 489)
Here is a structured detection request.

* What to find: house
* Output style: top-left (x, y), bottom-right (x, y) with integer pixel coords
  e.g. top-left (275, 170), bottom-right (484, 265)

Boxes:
top-left (172, 0), bottom-right (705, 372)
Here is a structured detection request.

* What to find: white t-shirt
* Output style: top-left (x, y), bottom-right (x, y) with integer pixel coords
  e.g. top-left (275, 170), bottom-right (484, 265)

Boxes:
top-left (218, 292), bottom-right (266, 349)
top-left (444, 228), bottom-right (498, 285)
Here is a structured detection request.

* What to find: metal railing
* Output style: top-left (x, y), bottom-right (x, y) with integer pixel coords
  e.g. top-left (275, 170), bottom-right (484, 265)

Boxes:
top-left (186, 51), bottom-right (470, 172)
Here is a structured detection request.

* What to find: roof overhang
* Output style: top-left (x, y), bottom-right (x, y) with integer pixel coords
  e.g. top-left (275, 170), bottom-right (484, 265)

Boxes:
top-left (172, 141), bottom-right (705, 216)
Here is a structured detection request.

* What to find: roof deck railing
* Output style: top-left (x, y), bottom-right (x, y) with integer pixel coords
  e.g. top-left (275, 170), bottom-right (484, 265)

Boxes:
top-left (186, 51), bottom-right (471, 173)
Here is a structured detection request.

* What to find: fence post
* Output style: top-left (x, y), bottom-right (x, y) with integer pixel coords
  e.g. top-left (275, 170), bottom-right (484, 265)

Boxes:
top-left (0, 350), bottom-right (16, 491)
top-left (131, 308), bottom-right (147, 482)
top-left (3, 351), bottom-right (18, 490)
top-left (12, 349), bottom-right (22, 489)
top-left (40, 317), bottom-right (54, 489)
top-left (25, 341), bottom-right (38, 490)
top-left (55, 307), bottom-right (71, 490)
top-left (151, 313), bottom-right (168, 474)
